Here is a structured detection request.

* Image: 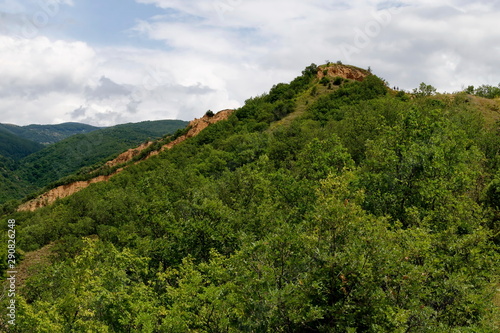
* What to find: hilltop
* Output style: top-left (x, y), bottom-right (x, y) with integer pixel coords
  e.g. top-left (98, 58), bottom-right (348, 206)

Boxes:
top-left (1, 64), bottom-right (499, 332)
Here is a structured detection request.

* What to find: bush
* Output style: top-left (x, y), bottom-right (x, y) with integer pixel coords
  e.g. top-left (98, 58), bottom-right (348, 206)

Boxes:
top-left (333, 76), bottom-right (343, 85)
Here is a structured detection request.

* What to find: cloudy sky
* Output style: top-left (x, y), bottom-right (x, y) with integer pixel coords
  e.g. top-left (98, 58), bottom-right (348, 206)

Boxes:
top-left (0, 0), bottom-right (499, 126)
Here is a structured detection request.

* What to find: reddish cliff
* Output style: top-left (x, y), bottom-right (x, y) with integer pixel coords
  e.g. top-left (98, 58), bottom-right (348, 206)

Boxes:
top-left (317, 64), bottom-right (370, 81)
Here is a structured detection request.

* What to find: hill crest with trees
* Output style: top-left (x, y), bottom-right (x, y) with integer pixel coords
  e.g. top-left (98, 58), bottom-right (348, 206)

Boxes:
top-left (1, 63), bottom-right (499, 332)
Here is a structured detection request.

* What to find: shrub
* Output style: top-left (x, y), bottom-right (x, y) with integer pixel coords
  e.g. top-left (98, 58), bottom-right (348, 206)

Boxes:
top-left (320, 77), bottom-right (330, 86)
top-left (333, 76), bottom-right (343, 85)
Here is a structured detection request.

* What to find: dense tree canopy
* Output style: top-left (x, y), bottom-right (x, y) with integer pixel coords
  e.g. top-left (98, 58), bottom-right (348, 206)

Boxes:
top-left (1, 66), bottom-right (499, 332)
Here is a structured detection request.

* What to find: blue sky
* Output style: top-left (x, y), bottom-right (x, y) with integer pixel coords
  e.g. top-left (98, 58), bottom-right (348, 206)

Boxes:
top-left (61, 0), bottom-right (164, 47)
top-left (1, 0), bottom-right (499, 126)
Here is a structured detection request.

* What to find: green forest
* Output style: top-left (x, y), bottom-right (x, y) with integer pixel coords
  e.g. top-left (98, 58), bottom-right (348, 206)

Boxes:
top-left (0, 122), bottom-right (100, 146)
top-left (0, 120), bottom-right (188, 205)
top-left (1, 64), bottom-right (499, 332)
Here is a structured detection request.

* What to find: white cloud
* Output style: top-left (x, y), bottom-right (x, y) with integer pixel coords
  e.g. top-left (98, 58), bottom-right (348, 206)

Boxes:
top-left (0, 36), bottom-right (243, 126)
top-left (0, 0), bottom-right (499, 126)
top-left (132, 0), bottom-right (500, 93)
top-left (0, 36), bottom-right (94, 95)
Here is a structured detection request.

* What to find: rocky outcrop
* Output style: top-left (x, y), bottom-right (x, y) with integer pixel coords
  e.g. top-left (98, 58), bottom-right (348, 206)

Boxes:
top-left (105, 141), bottom-right (154, 167)
top-left (317, 64), bottom-right (369, 82)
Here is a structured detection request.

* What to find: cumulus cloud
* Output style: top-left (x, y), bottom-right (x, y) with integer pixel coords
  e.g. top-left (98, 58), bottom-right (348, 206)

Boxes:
top-left (0, 36), bottom-right (95, 95)
top-left (133, 0), bottom-right (500, 92)
top-left (0, 0), bottom-right (499, 126)
top-left (0, 35), bottom-right (240, 126)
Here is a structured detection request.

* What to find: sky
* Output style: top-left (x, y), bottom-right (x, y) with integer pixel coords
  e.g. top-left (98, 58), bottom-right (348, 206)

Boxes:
top-left (0, 0), bottom-right (499, 126)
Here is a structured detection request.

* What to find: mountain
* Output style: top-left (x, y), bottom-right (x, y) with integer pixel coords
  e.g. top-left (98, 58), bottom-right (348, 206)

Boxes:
top-left (0, 122), bottom-right (100, 145)
top-left (1, 64), bottom-right (499, 332)
top-left (0, 119), bottom-right (188, 204)
top-left (0, 155), bottom-right (32, 204)
top-left (17, 110), bottom-right (233, 212)
top-left (0, 128), bottom-right (44, 160)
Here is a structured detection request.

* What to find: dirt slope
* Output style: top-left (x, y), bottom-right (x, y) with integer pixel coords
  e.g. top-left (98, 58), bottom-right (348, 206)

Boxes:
top-left (17, 109), bottom-right (234, 212)
top-left (17, 175), bottom-right (114, 211)
top-left (317, 64), bottom-right (370, 81)
top-left (105, 141), bottom-right (155, 168)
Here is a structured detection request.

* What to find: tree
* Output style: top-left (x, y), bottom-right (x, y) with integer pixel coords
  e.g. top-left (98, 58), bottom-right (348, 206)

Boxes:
top-left (413, 82), bottom-right (437, 97)
top-left (465, 85), bottom-right (475, 95)
top-left (302, 63), bottom-right (318, 77)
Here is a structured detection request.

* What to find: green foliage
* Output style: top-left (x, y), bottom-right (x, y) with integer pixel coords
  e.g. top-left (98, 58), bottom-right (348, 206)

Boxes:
top-left (466, 84), bottom-right (500, 99)
top-left (308, 75), bottom-right (388, 123)
top-left (0, 120), bottom-right (188, 204)
top-left (310, 85), bottom-right (319, 96)
top-left (267, 83), bottom-right (296, 103)
top-left (0, 130), bottom-right (43, 160)
top-left (301, 63), bottom-right (318, 77)
top-left (485, 171), bottom-right (500, 210)
top-left (333, 76), bottom-right (343, 85)
top-left (396, 90), bottom-right (410, 101)
top-left (16, 238), bottom-right (160, 332)
top-left (360, 107), bottom-right (484, 227)
top-left (413, 82), bottom-right (437, 97)
top-left (265, 64), bottom-right (318, 104)
top-left (2, 66), bottom-right (499, 332)
top-left (0, 122), bottom-right (100, 145)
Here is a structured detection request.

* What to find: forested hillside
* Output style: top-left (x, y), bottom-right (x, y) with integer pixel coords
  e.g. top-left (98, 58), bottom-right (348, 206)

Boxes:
top-left (0, 122), bottom-right (100, 145)
top-left (0, 156), bottom-right (31, 205)
top-left (0, 130), bottom-right (43, 161)
top-left (1, 64), bottom-right (499, 332)
top-left (0, 120), bottom-right (188, 205)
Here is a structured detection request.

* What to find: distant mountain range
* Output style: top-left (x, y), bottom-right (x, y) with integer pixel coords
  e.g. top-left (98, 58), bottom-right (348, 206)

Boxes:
top-left (0, 119), bottom-right (188, 204)
top-left (0, 122), bottom-right (100, 145)
top-left (0, 122), bottom-right (101, 161)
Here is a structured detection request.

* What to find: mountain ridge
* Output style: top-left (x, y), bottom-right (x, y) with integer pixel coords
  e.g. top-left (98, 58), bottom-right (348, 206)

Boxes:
top-left (17, 109), bottom-right (234, 211)
top-left (1, 63), bottom-right (499, 332)
top-left (0, 122), bottom-right (101, 145)
top-left (0, 119), bottom-right (188, 205)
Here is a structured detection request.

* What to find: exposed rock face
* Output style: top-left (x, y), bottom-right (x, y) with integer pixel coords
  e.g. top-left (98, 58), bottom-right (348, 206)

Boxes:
top-left (17, 175), bottom-right (113, 212)
top-left (105, 141), bottom-right (154, 167)
top-left (317, 65), bottom-right (369, 82)
top-left (17, 109), bottom-right (234, 212)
